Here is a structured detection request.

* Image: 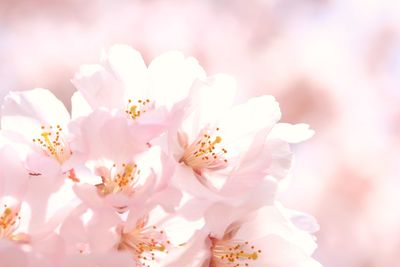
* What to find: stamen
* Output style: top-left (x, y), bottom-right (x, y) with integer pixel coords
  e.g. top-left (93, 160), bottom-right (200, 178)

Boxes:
top-left (118, 217), bottom-right (170, 266)
top-left (210, 238), bottom-right (261, 267)
top-left (0, 205), bottom-right (27, 243)
top-left (33, 125), bottom-right (71, 164)
top-left (97, 163), bottom-right (140, 196)
top-left (180, 127), bottom-right (228, 173)
top-left (125, 99), bottom-right (152, 120)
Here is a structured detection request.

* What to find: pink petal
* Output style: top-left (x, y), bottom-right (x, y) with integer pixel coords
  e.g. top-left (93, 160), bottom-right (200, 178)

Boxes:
top-left (147, 51), bottom-right (206, 109)
top-left (103, 44), bottom-right (148, 101)
top-left (253, 235), bottom-right (322, 267)
top-left (26, 152), bottom-right (61, 177)
top-left (1, 88), bottom-right (70, 128)
top-left (218, 95), bottom-right (281, 148)
top-left (269, 123), bottom-right (315, 143)
top-left (0, 145), bottom-right (29, 198)
top-left (71, 92), bottom-right (93, 120)
top-left (163, 230), bottom-right (211, 267)
top-left (0, 240), bottom-right (28, 267)
top-left (72, 64), bottom-right (125, 110)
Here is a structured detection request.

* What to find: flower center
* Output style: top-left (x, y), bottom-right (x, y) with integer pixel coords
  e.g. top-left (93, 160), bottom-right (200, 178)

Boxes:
top-left (0, 205), bottom-right (28, 243)
top-left (33, 125), bottom-right (71, 164)
top-left (97, 163), bottom-right (140, 196)
top-left (125, 99), bottom-right (153, 120)
top-left (180, 127), bottom-right (228, 173)
top-left (118, 217), bottom-right (170, 266)
top-left (210, 237), bottom-right (261, 267)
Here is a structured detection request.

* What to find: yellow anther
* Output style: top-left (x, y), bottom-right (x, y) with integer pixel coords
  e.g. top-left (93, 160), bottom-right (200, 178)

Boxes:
top-left (181, 128), bottom-right (228, 172)
top-left (211, 237), bottom-right (261, 266)
top-left (98, 163), bottom-right (140, 196)
top-left (118, 218), bottom-right (170, 266)
top-left (34, 125), bottom-right (71, 164)
top-left (4, 208), bottom-right (11, 216)
top-left (125, 99), bottom-right (153, 120)
top-left (213, 136), bottom-right (222, 145)
top-left (0, 207), bottom-right (23, 241)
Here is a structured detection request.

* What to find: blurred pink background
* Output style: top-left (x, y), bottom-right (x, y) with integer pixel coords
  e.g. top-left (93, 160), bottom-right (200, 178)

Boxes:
top-left (1, 1), bottom-right (399, 266)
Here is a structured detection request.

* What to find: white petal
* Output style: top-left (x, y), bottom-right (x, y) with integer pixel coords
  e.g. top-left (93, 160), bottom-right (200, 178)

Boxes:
top-left (218, 95), bottom-right (281, 142)
top-left (71, 91), bottom-right (92, 120)
top-left (224, 132), bottom-right (292, 191)
top-left (1, 88), bottom-right (70, 138)
top-left (287, 210), bottom-right (320, 234)
top-left (0, 145), bottom-right (28, 198)
top-left (269, 123), bottom-right (315, 143)
top-left (147, 51), bottom-right (206, 109)
top-left (103, 44), bottom-right (148, 100)
top-left (171, 164), bottom-right (221, 201)
top-left (217, 95), bottom-right (281, 160)
top-left (163, 230), bottom-right (211, 267)
top-left (72, 64), bottom-right (125, 109)
top-left (189, 74), bottom-right (237, 129)
top-left (253, 235), bottom-right (321, 267)
top-left (236, 204), bottom-right (318, 255)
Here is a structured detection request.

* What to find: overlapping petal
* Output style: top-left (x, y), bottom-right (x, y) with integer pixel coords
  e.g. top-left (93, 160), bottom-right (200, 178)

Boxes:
top-left (0, 45), bottom-right (321, 267)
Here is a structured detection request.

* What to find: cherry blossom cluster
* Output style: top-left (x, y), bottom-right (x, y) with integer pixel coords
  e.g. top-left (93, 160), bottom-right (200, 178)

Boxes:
top-left (0, 45), bottom-right (322, 267)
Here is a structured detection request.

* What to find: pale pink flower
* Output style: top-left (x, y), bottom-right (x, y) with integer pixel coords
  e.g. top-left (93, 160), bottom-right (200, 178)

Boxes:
top-left (0, 45), bottom-right (321, 267)
top-left (71, 44), bottom-right (206, 120)
top-left (117, 214), bottom-right (172, 266)
top-left (60, 203), bottom-right (182, 267)
top-left (1, 88), bottom-right (78, 181)
top-left (0, 145), bottom-right (64, 267)
top-left (68, 109), bottom-right (179, 212)
top-left (169, 74), bottom-right (314, 199)
top-left (164, 203), bottom-right (321, 267)
top-left (69, 109), bottom-right (163, 163)
top-left (0, 146), bottom-right (29, 244)
top-left (58, 204), bottom-right (137, 267)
